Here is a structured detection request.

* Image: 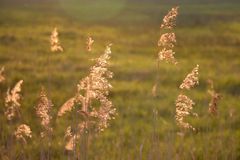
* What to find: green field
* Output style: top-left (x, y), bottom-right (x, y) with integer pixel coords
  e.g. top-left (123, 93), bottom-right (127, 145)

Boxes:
top-left (0, 0), bottom-right (240, 159)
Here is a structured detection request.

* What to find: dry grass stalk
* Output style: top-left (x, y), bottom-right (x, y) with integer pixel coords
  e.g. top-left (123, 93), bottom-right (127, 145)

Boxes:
top-left (207, 80), bottom-right (221, 116)
top-left (35, 87), bottom-right (53, 137)
top-left (0, 66), bottom-right (5, 83)
top-left (58, 44), bottom-right (116, 150)
top-left (175, 94), bottom-right (197, 131)
top-left (5, 80), bottom-right (23, 121)
top-left (180, 65), bottom-right (199, 90)
top-left (14, 124), bottom-right (32, 144)
top-left (86, 36), bottom-right (94, 52)
top-left (158, 7), bottom-right (179, 65)
top-left (50, 27), bottom-right (63, 52)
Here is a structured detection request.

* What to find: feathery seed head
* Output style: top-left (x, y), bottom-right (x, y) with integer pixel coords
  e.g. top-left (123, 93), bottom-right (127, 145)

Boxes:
top-left (207, 80), bottom-right (221, 116)
top-left (175, 94), bottom-right (197, 131)
top-left (180, 65), bottom-right (199, 90)
top-left (5, 80), bottom-right (23, 120)
top-left (14, 124), bottom-right (32, 144)
top-left (158, 7), bottom-right (179, 65)
top-left (59, 44), bottom-right (116, 150)
top-left (158, 48), bottom-right (178, 65)
top-left (0, 66), bottom-right (5, 83)
top-left (158, 33), bottom-right (176, 48)
top-left (35, 87), bottom-right (53, 137)
top-left (50, 27), bottom-right (63, 52)
top-left (86, 36), bottom-right (94, 52)
top-left (58, 97), bottom-right (76, 117)
top-left (161, 6), bottom-right (179, 29)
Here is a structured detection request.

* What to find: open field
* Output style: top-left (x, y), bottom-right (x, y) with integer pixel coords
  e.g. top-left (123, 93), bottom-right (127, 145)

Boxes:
top-left (0, 0), bottom-right (240, 159)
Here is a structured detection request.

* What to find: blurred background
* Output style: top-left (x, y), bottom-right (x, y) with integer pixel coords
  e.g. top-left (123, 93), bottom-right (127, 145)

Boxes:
top-left (0, 0), bottom-right (240, 159)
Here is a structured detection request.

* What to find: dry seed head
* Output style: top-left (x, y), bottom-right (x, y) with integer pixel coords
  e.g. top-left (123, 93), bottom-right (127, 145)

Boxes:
top-left (158, 33), bottom-right (176, 48)
top-left (14, 124), bottom-right (32, 144)
top-left (175, 94), bottom-right (197, 131)
top-left (35, 87), bottom-right (53, 137)
top-left (207, 80), bottom-right (221, 116)
top-left (161, 6), bottom-right (179, 29)
top-left (151, 83), bottom-right (158, 97)
top-left (0, 66), bottom-right (5, 83)
top-left (158, 48), bottom-right (177, 65)
top-left (65, 135), bottom-right (74, 151)
top-left (180, 65), bottom-right (199, 90)
top-left (5, 80), bottom-right (23, 120)
top-left (64, 123), bottom-right (85, 151)
top-left (77, 44), bottom-right (116, 131)
top-left (86, 36), bottom-right (94, 52)
top-left (64, 126), bottom-right (73, 139)
top-left (50, 27), bottom-right (63, 52)
top-left (58, 97), bottom-right (76, 116)
top-left (59, 44), bottom-right (116, 138)
top-left (158, 7), bottom-right (179, 65)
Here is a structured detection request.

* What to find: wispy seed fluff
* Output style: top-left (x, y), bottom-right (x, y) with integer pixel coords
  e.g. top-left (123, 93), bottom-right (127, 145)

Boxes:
top-left (5, 80), bottom-right (23, 121)
top-left (175, 94), bottom-right (197, 131)
top-left (35, 87), bottom-right (53, 138)
top-left (180, 65), bottom-right (199, 90)
top-left (50, 27), bottom-right (63, 52)
top-left (0, 66), bottom-right (5, 83)
top-left (158, 7), bottom-right (179, 65)
top-left (14, 124), bottom-right (32, 144)
top-left (207, 80), bottom-right (221, 116)
top-left (86, 36), bottom-right (94, 52)
top-left (161, 6), bottom-right (179, 29)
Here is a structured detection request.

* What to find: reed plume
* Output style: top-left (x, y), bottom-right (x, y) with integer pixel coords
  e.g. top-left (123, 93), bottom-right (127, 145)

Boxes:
top-left (161, 7), bottom-right (179, 29)
top-left (176, 65), bottom-right (199, 131)
top-left (175, 94), bottom-right (197, 131)
top-left (50, 27), bottom-right (63, 52)
top-left (86, 36), bottom-right (94, 52)
top-left (0, 66), bottom-right (5, 83)
top-left (158, 6), bottom-right (179, 65)
top-left (57, 97), bottom-right (75, 117)
top-left (58, 44), bottom-right (116, 150)
top-left (207, 80), bottom-right (221, 116)
top-left (64, 123), bottom-right (85, 151)
top-left (180, 65), bottom-right (199, 90)
top-left (5, 80), bottom-right (23, 121)
top-left (35, 87), bottom-right (53, 137)
top-left (14, 124), bottom-right (32, 144)
top-left (158, 33), bottom-right (176, 48)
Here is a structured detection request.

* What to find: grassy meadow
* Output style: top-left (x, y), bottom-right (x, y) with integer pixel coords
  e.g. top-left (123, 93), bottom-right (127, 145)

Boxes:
top-left (0, 0), bottom-right (240, 159)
